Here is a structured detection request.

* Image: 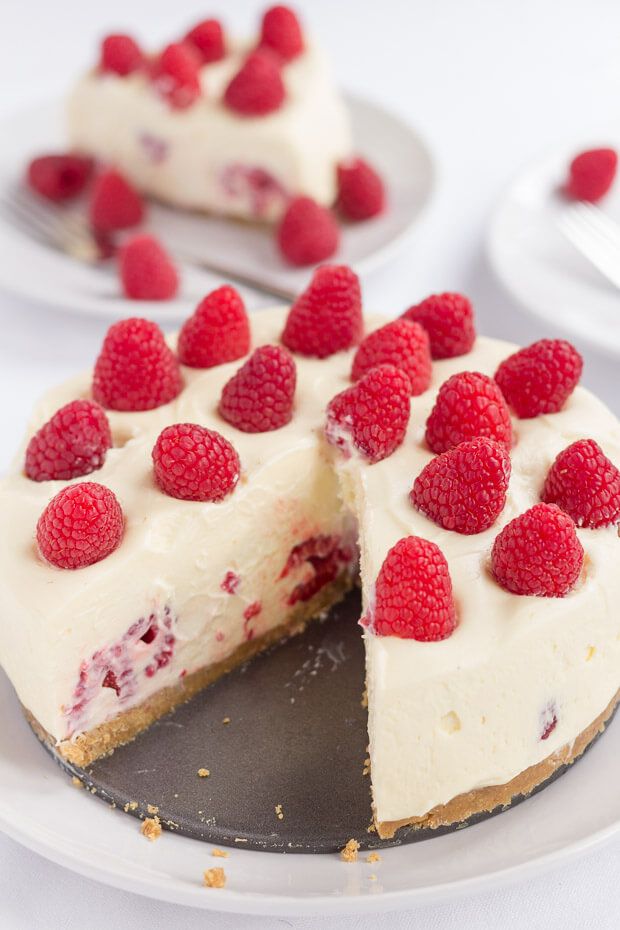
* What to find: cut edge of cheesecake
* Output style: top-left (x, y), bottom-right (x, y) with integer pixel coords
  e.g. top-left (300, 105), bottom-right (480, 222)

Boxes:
top-left (25, 572), bottom-right (354, 769)
top-left (373, 686), bottom-right (620, 839)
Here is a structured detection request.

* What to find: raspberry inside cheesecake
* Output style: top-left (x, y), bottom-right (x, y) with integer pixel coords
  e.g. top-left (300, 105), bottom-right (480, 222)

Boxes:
top-left (2, 269), bottom-right (620, 840)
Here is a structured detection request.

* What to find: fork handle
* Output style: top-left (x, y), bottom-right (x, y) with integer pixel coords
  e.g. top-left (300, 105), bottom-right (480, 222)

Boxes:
top-left (172, 248), bottom-right (298, 303)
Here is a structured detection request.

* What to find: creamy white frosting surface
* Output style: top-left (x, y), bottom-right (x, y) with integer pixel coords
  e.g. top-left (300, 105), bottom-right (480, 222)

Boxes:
top-left (67, 41), bottom-right (352, 221)
top-left (1, 306), bottom-right (619, 826)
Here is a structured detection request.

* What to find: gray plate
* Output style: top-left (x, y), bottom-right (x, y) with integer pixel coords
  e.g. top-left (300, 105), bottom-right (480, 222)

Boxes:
top-left (39, 589), bottom-right (609, 853)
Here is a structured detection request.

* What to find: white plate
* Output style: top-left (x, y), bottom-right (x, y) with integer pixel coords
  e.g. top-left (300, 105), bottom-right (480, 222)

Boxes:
top-left (0, 96), bottom-right (434, 320)
top-left (0, 667), bottom-right (618, 917)
top-left (488, 141), bottom-right (620, 358)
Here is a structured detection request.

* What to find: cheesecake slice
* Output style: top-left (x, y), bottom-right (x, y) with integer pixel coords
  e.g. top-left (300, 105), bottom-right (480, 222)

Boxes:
top-left (67, 9), bottom-right (352, 222)
top-left (2, 272), bottom-right (619, 838)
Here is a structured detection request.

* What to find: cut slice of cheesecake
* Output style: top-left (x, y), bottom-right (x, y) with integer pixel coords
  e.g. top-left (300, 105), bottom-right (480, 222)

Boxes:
top-left (1, 280), bottom-right (620, 838)
top-left (67, 28), bottom-right (352, 222)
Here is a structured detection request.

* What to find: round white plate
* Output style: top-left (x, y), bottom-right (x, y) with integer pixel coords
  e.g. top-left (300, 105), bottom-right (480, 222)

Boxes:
top-left (488, 141), bottom-right (620, 358)
top-left (0, 668), bottom-right (618, 916)
top-left (0, 96), bottom-right (434, 320)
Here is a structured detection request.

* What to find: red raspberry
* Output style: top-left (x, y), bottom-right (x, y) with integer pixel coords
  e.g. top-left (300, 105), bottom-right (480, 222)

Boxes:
top-left (93, 317), bottom-right (183, 411)
top-left (325, 364), bottom-right (411, 464)
top-left (402, 292), bottom-right (475, 360)
top-left (351, 319), bottom-right (432, 396)
top-left (425, 371), bottom-right (513, 454)
top-left (277, 196), bottom-right (340, 267)
top-left (25, 400), bottom-right (112, 482)
top-left (371, 536), bottom-right (456, 641)
top-left (99, 34), bottom-right (144, 76)
top-left (541, 439), bottom-right (620, 528)
top-left (282, 264), bottom-right (362, 358)
top-left (36, 482), bottom-right (124, 570)
top-left (152, 423), bottom-right (240, 502)
top-left (224, 49), bottom-right (285, 116)
top-left (89, 168), bottom-right (145, 233)
top-left (491, 503), bottom-right (584, 598)
top-left (259, 5), bottom-right (304, 61)
top-left (411, 438), bottom-right (511, 535)
top-left (336, 157), bottom-right (385, 221)
top-left (566, 148), bottom-right (617, 202)
top-left (119, 235), bottom-right (179, 301)
top-left (219, 345), bottom-right (296, 433)
top-left (184, 19), bottom-right (225, 63)
top-left (178, 286), bottom-right (250, 368)
top-left (150, 43), bottom-right (202, 110)
top-left (495, 339), bottom-right (583, 419)
top-left (27, 154), bottom-right (93, 202)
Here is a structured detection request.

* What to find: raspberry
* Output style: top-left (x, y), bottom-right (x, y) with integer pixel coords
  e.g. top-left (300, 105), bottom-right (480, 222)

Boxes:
top-left (178, 286), bottom-right (250, 368)
top-left (495, 339), bottom-right (583, 419)
top-left (89, 168), bottom-right (145, 232)
top-left (184, 19), bottom-right (225, 63)
top-left (566, 148), bottom-right (617, 202)
top-left (351, 319), bottom-right (432, 396)
top-left (93, 317), bottom-right (183, 411)
top-left (541, 439), bottom-right (620, 528)
top-left (150, 43), bottom-right (201, 110)
top-left (219, 345), bottom-right (296, 432)
top-left (152, 423), bottom-right (240, 502)
top-left (259, 5), bottom-right (304, 61)
top-left (336, 157), bottom-right (385, 221)
top-left (36, 482), bottom-right (124, 570)
top-left (371, 536), bottom-right (456, 641)
top-left (411, 438), bottom-right (511, 535)
top-left (27, 154), bottom-right (93, 202)
top-left (425, 371), bottom-right (512, 454)
top-left (491, 503), bottom-right (584, 597)
top-left (325, 364), bottom-right (411, 464)
top-left (402, 292), bottom-right (475, 360)
top-left (99, 34), bottom-right (144, 76)
top-left (282, 264), bottom-right (362, 358)
top-left (224, 49), bottom-right (285, 116)
top-left (277, 197), bottom-right (340, 267)
top-left (25, 400), bottom-right (112, 482)
top-left (119, 235), bottom-right (179, 301)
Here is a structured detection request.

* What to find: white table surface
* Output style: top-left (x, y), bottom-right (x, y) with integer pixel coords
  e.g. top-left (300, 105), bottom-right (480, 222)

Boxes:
top-left (1, 0), bottom-right (619, 926)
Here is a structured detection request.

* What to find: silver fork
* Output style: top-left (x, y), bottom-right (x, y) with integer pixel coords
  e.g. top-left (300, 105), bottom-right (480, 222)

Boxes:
top-left (558, 201), bottom-right (620, 290)
top-left (0, 183), bottom-right (298, 302)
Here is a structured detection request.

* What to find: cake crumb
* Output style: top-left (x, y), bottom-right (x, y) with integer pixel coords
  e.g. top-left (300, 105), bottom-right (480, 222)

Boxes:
top-left (340, 838), bottom-right (360, 862)
top-left (222, 716), bottom-right (231, 724)
top-left (198, 768), bottom-right (210, 778)
top-left (361, 689), bottom-right (368, 708)
top-left (369, 873), bottom-right (377, 881)
top-left (203, 867), bottom-right (226, 888)
top-left (124, 800), bottom-right (139, 812)
top-left (141, 817), bottom-right (162, 842)
top-left (275, 804), bottom-right (284, 821)
top-left (586, 645), bottom-right (596, 661)
top-left (362, 757), bottom-right (371, 776)
top-left (211, 848), bottom-right (229, 858)
top-left (366, 851), bottom-right (381, 863)
top-left (147, 804), bottom-right (159, 815)
top-left (71, 776), bottom-right (84, 789)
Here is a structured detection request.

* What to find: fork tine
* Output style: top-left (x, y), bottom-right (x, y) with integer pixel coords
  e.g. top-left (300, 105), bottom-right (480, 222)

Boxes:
top-left (0, 186), bottom-right (100, 261)
top-left (9, 185), bottom-right (92, 241)
top-left (571, 202), bottom-right (620, 250)
top-left (558, 210), bottom-right (620, 288)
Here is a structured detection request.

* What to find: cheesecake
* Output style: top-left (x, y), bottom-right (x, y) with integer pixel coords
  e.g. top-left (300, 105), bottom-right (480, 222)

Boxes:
top-left (2, 269), bottom-right (619, 840)
top-left (67, 7), bottom-right (352, 223)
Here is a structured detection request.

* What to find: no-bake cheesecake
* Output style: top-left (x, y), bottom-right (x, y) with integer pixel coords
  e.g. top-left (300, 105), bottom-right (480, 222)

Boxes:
top-left (67, 7), bottom-right (352, 223)
top-left (2, 268), bottom-right (620, 840)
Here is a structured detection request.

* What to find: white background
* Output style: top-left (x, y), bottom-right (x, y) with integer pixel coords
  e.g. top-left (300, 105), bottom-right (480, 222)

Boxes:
top-left (1, 0), bottom-right (620, 926)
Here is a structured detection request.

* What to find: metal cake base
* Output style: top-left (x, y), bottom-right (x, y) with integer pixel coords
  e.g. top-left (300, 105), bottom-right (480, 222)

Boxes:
top-left (38, 589), bottom-right (611, 853)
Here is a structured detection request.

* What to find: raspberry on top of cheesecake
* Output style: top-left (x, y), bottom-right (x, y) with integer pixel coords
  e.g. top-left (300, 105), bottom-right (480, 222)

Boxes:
top-left (1, 272), bottom-right (620, 840)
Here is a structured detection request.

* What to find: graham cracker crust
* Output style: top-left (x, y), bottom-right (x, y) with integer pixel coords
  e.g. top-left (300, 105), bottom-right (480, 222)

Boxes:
top-left (25, 572), bottom-right (354, 769)
top-left (375, 687), bottom-right (620, 839)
